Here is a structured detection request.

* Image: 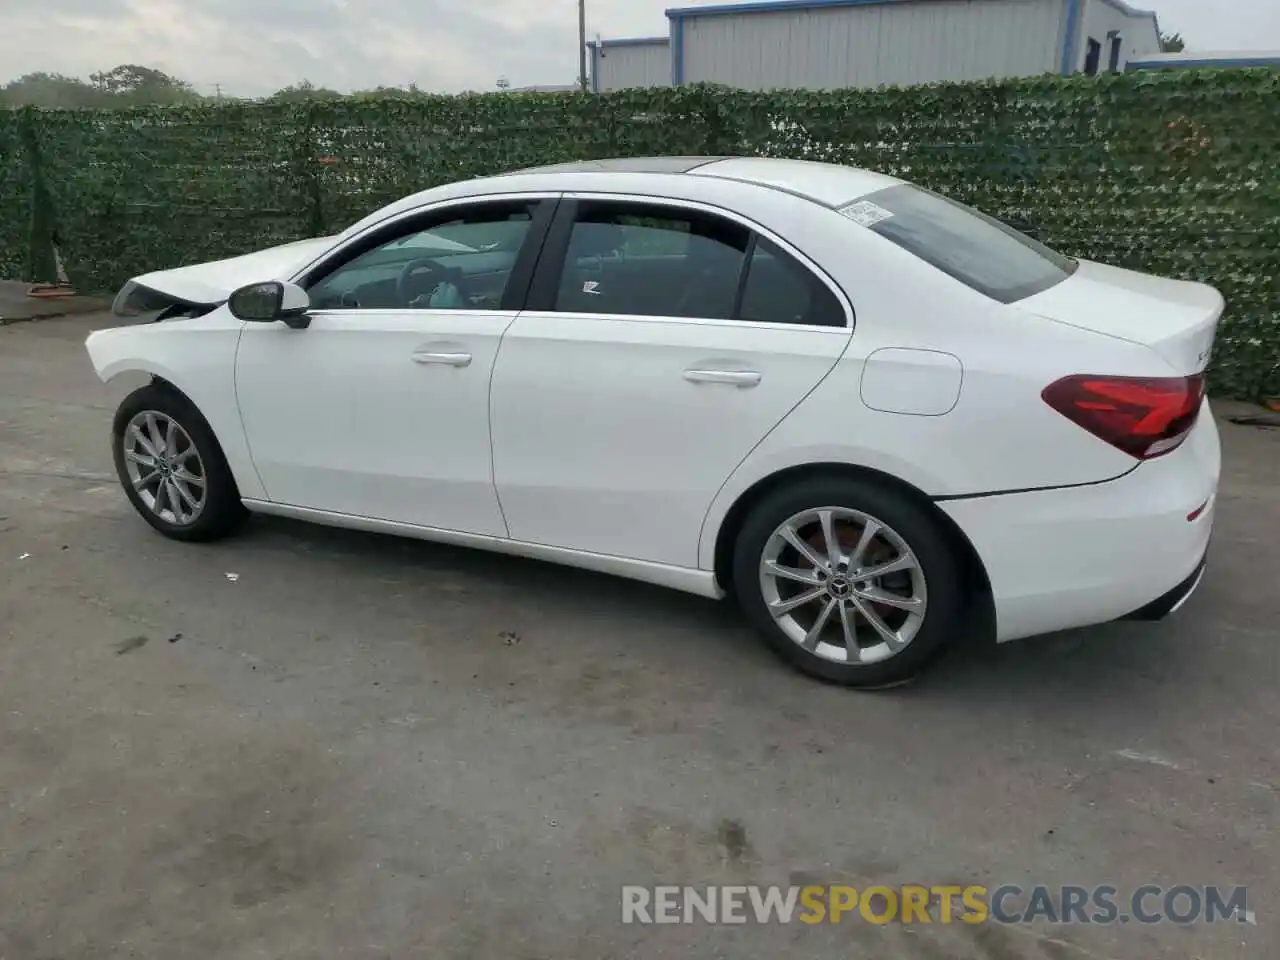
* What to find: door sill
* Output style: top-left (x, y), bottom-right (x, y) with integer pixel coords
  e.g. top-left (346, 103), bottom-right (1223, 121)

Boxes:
top-left (241, 499), bottom-right (726, 600)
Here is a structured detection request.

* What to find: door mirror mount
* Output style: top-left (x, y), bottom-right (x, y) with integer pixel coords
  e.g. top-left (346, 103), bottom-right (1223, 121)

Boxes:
top-left (228, 280), bottom-right (312, 329)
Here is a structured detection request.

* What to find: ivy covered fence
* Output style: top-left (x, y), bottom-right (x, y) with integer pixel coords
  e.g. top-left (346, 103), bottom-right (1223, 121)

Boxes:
top-left (0, 70), bottom-right (1277, 398)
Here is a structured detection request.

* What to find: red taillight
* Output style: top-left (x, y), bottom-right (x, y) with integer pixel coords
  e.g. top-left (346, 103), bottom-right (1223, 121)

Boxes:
top-left (1042, 373), bottom-right (1206, 460)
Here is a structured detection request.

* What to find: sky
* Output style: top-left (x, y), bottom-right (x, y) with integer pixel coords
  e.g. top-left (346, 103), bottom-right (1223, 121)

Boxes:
top-left (2, 0), bottom-right (1277, 97)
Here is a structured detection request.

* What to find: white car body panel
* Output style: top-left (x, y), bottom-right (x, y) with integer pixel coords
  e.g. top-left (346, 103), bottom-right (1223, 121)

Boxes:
top-left (491, 311), bottom-right (852, 567)
top-left (940, 406), bottom-right (1220, 641)
top-left (691, 156), bottom-right (906, 205)
top-left (243, 500), bottom-right (723, 599)
top-left (1019, 258), bottom-right (1224, 375)
top-left (860, 348), bottom-right (963, 416)
top-left (85, 157), bottom-right (1225, 649)
top-left (692, 312), bottom-right (1176, 569)
top-left (234, 308), bottom-right (514, 536)
top-left (84, 310), bottom-right (267, 501)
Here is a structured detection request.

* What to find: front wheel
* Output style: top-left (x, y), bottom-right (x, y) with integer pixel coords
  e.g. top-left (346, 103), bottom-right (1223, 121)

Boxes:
top-left (732, 476), bottom-right (965, 688)
top-left (111, 384), bottom-right (246, 542)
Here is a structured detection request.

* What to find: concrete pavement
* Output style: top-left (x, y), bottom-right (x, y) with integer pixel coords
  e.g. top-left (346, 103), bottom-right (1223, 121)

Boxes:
top-left (0, 315), bottom-right (1276, 959)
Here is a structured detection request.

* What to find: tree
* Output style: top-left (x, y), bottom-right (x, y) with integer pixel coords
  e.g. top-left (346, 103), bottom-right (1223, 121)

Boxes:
top-left (352, 85), bottom-right (427, 100)
top-left (1160, 33), bottom-right (1185, 53)
top-left (2, 65), bottom-right (203, 107)
top-left (268, 80), bottom-right (344, 102)
top-left (89, 64), bottom-right (200, 105)
top-left (0, 72), bottom-right (110, 108)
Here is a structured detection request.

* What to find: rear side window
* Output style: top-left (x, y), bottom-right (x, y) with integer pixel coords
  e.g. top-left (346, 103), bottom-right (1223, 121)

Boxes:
top-left (739, 238), bottom-right (846, 328)
top-left (843, 185), bottom-right (1077, 304)
top-left (554, 203), bottom-right (749, 319)
top-left (548, 200), bottom-right (846, 327)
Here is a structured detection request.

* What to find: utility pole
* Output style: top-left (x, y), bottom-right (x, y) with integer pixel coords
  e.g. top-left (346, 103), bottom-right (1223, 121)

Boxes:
top-left (578, 0), bottom-right (588, 93)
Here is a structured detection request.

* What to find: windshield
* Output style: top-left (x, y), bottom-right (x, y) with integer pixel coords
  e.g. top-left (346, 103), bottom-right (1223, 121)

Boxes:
top-left (842, 185), bottom-right (1077, 304)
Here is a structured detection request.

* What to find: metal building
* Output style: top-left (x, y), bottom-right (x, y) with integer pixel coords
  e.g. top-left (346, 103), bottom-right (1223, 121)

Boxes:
top-left (1068, 0), bottom-right (1162, 75)
top-left (1127, 50), bottom-right (1280, 71)
top-left (592, 0), bottom-right (1163, 91)
top-left (589, 36), bottom-right (672, 92)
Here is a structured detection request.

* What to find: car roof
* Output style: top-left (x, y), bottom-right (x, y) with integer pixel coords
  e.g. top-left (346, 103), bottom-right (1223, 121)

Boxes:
top-left (340, 157), bottom-right (905, 239)
top-left (510, 156), bottom-right (731, 175)
top-left (511, 156), bottom-right (903, 207)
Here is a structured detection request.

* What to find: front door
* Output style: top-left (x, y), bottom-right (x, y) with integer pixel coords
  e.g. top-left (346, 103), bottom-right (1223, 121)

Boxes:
top-left (234, 196), bottom-right (556, 536)
top-left (490, 196), bottom-right (853, 568)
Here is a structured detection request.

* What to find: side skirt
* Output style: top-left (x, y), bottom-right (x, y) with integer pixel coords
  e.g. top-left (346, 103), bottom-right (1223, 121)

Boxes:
top-left (242, 499), bottom-right (727, 601)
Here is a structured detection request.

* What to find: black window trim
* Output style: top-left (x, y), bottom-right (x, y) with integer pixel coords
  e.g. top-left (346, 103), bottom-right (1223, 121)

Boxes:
top-left (524, 193), bottom-right (854, 331)
top-left (291, 193), bottom-right (561, 313)
top-left (730, 233), bottom-right (759, 319)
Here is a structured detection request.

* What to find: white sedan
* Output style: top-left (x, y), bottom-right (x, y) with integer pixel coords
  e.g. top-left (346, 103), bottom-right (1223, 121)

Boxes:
top-left (86, 157), bottom-right (1221, 687)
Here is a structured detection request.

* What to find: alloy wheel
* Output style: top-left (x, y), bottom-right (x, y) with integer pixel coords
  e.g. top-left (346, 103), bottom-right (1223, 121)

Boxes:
top-left (121, 410), bottom-right (208, 527)
top-left (758, 506), bottom-right (928, 665)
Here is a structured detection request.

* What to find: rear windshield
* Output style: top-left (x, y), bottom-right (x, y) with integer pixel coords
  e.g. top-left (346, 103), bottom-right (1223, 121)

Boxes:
top-left (841, 185), bottom-right (1077, 304)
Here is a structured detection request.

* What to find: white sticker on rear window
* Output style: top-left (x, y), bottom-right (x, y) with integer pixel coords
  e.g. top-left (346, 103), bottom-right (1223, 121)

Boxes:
top-left (838, 200), bottom-right (895, 227)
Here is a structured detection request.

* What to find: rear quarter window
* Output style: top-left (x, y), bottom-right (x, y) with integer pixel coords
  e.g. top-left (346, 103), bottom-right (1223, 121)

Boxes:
top-left (842, 185), bottom-right (1077, 304)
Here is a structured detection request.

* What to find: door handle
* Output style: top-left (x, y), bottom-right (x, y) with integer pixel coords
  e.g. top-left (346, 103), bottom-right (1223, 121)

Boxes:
top-left (412, 351), bottom-right (472, 367)
top-left (683, 368), bottom-right (762, 387)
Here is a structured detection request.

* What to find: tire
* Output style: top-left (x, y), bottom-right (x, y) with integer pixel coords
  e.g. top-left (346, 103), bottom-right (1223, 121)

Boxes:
top-left (111, 383), bottom-right (247, 542)
top-left (732, 475), bottom-right (965, 688)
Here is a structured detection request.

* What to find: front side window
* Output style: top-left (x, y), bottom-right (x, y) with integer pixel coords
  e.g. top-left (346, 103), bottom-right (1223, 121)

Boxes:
top-left (307, 201), bottom-right (537, 311)
top-left (843, 185), bottom-right (1077, 304)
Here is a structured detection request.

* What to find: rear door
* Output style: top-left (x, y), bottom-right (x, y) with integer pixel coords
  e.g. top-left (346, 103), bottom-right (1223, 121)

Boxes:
top-left (489, 195), bottom-right (854, 569)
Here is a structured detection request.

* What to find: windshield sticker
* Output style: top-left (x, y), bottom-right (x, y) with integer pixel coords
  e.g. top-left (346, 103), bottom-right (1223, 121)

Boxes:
top-left (838, 200), bottom-right (895, 227)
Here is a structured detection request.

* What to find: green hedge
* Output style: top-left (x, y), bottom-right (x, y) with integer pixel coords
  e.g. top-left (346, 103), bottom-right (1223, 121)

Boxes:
top-left (1, 72), bottom-right (1277, 398)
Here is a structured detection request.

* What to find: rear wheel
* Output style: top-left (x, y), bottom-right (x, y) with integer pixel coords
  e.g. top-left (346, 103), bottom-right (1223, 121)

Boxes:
top-left (111, 384), bottom-right (246, 542)
top-left (732, 476), bottom-right (965, 687)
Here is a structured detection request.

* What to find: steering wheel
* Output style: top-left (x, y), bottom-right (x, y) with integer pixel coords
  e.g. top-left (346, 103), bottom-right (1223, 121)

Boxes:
top-left (396, 258), bottom-right (451, 306)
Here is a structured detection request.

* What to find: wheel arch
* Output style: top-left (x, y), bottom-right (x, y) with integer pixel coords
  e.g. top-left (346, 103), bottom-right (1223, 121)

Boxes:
top-left (113, 375), bottom-right (243, 495)
top-left (710, 461), bottom-right (992, 609)
top-left (107, 369), bottom-right (208, 435)
top-left (105, 367), bottom-right (266, 502)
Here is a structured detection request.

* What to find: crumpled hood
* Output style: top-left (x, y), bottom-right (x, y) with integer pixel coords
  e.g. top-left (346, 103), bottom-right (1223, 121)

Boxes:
top-left (113, 235), bottom-right (338, 314)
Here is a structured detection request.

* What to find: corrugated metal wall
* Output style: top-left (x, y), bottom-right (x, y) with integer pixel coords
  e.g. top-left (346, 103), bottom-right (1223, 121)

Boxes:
top-left (1075, 0), bottom-right (1161, 73)
top-left (679, 0), bottom-right (1068, 90)
top-left (593, 40), bottom-right (672, 91)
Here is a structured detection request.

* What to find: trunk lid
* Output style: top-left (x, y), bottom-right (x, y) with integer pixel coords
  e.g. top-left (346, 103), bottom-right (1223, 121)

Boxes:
top-left (112, 236), bottom-right (338, 315)
top-left (1018, 259), bottom-right (1223, 375)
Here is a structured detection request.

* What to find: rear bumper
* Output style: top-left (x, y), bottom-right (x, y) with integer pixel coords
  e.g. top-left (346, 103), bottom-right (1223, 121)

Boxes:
top-left (940, 405), bottom-right (1220, 643)
top-left (1121, 549), bottom-right (1208, 621)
